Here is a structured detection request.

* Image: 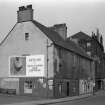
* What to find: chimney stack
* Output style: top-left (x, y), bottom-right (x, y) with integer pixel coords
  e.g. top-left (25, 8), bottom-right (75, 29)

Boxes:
top-left (50, 23), bottom-right (67, 40)
top-left (17, 5), bottom-right (33, 23)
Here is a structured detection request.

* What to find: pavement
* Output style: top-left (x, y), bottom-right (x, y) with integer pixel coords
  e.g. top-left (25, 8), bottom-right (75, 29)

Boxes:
top-left (95, 90), bottom-right (105, 96)
top-left (3, 90), bottom-right (105, 105)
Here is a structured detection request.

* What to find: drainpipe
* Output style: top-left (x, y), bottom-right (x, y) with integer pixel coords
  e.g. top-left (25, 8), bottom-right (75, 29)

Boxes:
top-left (46, 39), bottom-right (53, 98)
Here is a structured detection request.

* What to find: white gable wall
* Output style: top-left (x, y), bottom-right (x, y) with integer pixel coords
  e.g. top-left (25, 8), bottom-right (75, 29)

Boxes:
top-left (0, 21), bottom-right (54, 78)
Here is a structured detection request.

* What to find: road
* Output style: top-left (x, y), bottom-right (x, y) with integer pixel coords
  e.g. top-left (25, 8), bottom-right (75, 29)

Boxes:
top-left (48, 93), bottom-right (105, 105)
top-left (0, 90), bottom-right (104, 105)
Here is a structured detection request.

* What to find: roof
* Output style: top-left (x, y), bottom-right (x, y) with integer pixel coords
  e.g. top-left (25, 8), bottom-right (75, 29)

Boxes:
top-left (32, 21), bottom-right (64, 46)
top-left (70, 31), bottom-right (91, 41)
top-left (65, 39), bottom-right (89, 58)
top-left (0, 23), bottom-right (17, 46)
top-left (33, 20), bottom-right (92, 60)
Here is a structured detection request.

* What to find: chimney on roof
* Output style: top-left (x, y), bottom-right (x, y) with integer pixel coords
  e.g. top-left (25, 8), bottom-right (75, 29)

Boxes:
top-left (100, 35), bottom-right (103, 45)
top-left (96, 28), bottom-right (100, 42)
top-left (17, 4), bottom-right (33, 23)
top-left (51, 23), bottom-right (67, 40)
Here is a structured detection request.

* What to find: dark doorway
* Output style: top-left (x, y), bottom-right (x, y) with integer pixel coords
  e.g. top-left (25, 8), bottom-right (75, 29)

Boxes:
top-left (67, 82), bottom-right (69, 96)
top-left (98, 80), bottom-right (101, 89)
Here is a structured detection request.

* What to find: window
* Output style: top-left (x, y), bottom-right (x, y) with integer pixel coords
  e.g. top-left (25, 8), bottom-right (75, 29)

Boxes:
top-left (24, 81), bottom-right (32, 88)
top-left (58, 48), bottom-right (62, 58)
top-left (59, 84), bottom-right (62, 94)
top-left (87, 51), bottom-right (91, 56)
top-left (87, 42), bottom-right (91, 47)
top-left (25, 33), bottom-right (29, 40)
top-left (73, 55), bottom-right (76, 66)
top-left (48, 80), bottom-right (53, 90)
top-left (24, 80), bottom-right (32, 93)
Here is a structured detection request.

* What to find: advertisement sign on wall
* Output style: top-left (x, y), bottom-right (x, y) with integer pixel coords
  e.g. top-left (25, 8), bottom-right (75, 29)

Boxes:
top-left (9, 56), bottom-right (26, 76)
top-left (26, 55), bottom-right (45, 77)
top-left (9, 55), bottom-right (45, 77)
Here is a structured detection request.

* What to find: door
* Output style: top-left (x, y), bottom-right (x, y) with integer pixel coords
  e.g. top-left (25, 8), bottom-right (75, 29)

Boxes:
top-left (67, 82), bottom-right (69, 96)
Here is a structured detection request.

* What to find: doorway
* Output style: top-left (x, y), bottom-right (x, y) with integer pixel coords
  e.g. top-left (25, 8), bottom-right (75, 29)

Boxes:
top-left (67, 82), bottom-right (69, 96)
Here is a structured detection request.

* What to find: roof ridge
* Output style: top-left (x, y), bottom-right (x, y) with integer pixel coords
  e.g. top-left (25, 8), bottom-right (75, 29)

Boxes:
top-left (0, 23), bottom-right (17, 46)
top-left (70, 31), bottom-right (91, 40)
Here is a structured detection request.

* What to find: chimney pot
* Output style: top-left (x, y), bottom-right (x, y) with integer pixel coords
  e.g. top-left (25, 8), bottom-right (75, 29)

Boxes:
top-left (51, 23), bottom-right (67, 40)
top-left (19, 6), bottom-right (26, 11)
top-left (27, 5), bottom-right (32, 9)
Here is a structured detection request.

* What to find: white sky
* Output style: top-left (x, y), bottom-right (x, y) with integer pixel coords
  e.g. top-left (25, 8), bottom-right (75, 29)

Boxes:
top-left (0, 0), bottom-right (105, 48)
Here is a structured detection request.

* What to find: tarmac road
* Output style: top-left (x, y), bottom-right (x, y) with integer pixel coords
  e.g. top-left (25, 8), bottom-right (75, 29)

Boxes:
top-left (48, 92), bottom-right (105, 105)
top-left (0, 90), bottom-right (105, 105)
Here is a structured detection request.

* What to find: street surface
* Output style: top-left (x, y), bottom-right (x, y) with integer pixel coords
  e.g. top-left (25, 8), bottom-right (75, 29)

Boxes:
top-left (0, 90), bottom-right (104, 105)
top-left (48, 91), bottom-right (105, 105)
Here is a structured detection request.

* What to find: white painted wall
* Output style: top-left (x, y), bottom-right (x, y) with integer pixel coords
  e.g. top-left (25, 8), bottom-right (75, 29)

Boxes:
top-left (0, 21), bottom-right (54, 78)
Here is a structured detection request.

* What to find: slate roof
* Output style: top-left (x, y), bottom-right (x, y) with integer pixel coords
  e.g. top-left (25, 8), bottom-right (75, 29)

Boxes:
top-left (32, 21), bottom-right (64, 46)
top-left (33, 20), bottom-right (92, 60)
top-left (70, 31), bottom-right (91, 41)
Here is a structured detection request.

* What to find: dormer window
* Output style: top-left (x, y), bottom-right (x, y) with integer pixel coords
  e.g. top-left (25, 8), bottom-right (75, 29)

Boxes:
top-left (25, 33), bottom-right (29, 40)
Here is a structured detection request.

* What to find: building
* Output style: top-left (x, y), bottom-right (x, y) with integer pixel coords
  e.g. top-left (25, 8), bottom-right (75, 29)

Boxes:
top-left (103, 53), bottom-right (105, 89)
top-left (70, 31), bottom-right (105, 91)
top-left (0, 5), bottom-right (94, 98)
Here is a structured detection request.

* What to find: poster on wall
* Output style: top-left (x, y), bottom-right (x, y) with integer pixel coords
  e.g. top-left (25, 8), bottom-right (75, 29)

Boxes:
top-left (9, 56), bottom-right (26, 76)
top-left (9, 55), bottom-right (45, 77)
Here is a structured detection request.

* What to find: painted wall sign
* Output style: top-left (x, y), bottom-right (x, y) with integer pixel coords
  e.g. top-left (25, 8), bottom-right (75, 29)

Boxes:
top-left (9, 55), bottom-right (45, 77)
